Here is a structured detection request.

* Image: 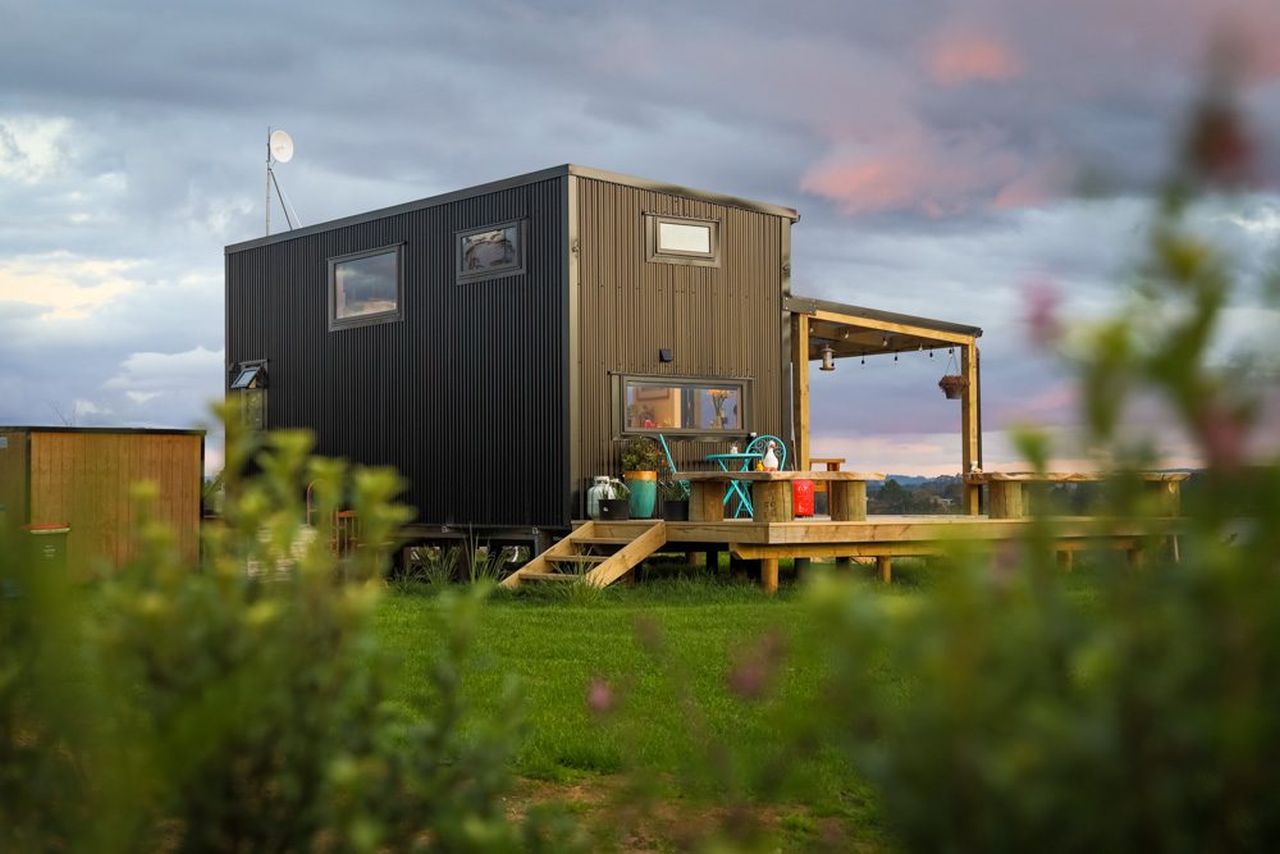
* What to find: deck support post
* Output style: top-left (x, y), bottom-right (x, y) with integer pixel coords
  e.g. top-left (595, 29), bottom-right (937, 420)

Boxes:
top-left (961, 343), bottom-right (982, 515)
top-left (762, 557), bottom-right (779, 594)
top-left (705, 548), bottom-right (720, 572)
top-left (876, 555), bottom-right (892, 584)
top-left (791, 313), bottom-right (811, 473)
top-left (533, 528), bottom-right (552, 556)
top-left (828, 481), bottom-right (867, 522)
top-left (1057, 550), bottom-right (1074, 572)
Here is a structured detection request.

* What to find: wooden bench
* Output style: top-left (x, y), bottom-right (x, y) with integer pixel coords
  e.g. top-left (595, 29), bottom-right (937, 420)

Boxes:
top-left (963, 471), bottom-right (1190, 519)
top-left (808, 456), bottom-right (846, 494)
top-left (682, 470), bottom-right (885, 523)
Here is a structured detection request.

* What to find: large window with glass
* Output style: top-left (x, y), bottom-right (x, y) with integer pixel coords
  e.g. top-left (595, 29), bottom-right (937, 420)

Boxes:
top-left (645, 214), bottom-right (720, 267)
top-left (622, 377), bottom-right (746, 434)
top-left (329, 245), bottom-right (403, 330)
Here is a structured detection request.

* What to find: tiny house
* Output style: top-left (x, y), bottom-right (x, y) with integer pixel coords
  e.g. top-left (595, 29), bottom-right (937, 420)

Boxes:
top-left (224, 165), bottom-right (983, 541)
top-left (0, 427), bottom-right (205, 572)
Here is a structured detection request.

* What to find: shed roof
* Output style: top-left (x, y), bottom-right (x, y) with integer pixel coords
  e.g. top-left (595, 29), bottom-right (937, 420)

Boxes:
top-left (226, 164), bottom-right (800, 255)
top-left (0, 426), bottom-right (206, 436)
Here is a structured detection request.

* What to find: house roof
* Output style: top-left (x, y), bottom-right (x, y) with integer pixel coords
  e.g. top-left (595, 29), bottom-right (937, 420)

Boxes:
top-left (786, 294), bottom-right (982, 358)
top-left (225, 164), bottom-right (800, 255)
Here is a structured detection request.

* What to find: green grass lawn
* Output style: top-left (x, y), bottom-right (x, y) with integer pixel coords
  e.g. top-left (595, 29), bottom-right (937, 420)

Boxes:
top-left (374, 558), bottom-right (1106, 848)
top-left (372, 561), bottom-right (956, 847)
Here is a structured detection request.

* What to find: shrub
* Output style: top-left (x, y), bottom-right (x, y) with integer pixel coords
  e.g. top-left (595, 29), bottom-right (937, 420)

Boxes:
top-left (805, 72), bottom-right (1280, 851)
top-left (0, 406), bottom-right (571, 852)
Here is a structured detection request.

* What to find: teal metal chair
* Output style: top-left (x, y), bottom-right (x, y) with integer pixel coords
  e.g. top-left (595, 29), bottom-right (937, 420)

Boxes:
top-left (656, 434), bottom-right (691, 499)
top-left (735, 435), bottom-right (789, 518)
top-left (744, 435), bottom-right (788, 470)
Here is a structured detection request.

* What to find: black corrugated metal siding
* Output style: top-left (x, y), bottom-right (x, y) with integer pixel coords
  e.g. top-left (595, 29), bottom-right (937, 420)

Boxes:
top-left (226, 177), bottom-right (567, 528)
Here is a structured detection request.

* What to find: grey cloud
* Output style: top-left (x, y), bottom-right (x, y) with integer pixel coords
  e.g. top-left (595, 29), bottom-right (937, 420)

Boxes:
top-left (1, 0), bottom-right (1277, 471)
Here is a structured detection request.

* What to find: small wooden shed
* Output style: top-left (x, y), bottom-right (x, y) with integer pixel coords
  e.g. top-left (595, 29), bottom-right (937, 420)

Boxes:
top-left (0, 427), bottom-right (205, 573)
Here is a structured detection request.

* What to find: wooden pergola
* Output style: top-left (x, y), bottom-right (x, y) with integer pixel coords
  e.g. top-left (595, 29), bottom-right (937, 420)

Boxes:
top-left (785, 296), bottom-right (984, 513)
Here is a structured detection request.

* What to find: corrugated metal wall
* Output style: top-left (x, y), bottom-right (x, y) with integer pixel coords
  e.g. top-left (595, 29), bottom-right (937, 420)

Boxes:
top-left (574, 176), bottom-right (790, 504)
top-left (226, 177), bottom-right (567, 528)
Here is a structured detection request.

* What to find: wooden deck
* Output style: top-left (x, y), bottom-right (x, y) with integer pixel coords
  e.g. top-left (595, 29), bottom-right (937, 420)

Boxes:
top-left (551, 513), bottom-right (1178, 592)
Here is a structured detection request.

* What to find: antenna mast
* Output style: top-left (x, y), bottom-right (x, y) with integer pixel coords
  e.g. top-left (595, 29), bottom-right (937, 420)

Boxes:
top-left (264, 127), bottom-right (297, 236)
top-left (265, 127), bottom-right (272, 235)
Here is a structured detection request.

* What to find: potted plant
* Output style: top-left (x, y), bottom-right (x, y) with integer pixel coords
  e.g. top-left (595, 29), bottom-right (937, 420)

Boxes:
top-left (600, 478), bottom-right (631, 520)
top-left (659, 479), bottom-right (689, 521)
top-left (621, 437), bottom-right (664, 519)
top-left (938, 374), bottom-right (968, 400)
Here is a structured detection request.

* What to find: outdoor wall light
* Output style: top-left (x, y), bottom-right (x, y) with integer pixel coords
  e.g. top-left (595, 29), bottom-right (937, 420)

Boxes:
top-left (881, 335), bottom-right (890, 347)
top-left (819, 343), bottom-right (836, 371)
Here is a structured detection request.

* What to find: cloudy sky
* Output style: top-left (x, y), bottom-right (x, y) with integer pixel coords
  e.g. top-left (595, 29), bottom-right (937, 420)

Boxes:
top-left (2, 0), bottom-right (1278, 475)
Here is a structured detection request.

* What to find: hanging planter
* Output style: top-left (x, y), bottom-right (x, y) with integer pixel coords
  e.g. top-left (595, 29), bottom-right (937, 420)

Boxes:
top-left (938, 349), bottom-right (967, 399)
top-left (938, 374), bottom-right (967, 399)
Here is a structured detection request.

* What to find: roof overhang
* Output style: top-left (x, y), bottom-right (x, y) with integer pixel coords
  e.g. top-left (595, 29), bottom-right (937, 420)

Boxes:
top-left (786, 294), bottom-right (982, 359)
top-left (227, 163), bottom-right (800, 255)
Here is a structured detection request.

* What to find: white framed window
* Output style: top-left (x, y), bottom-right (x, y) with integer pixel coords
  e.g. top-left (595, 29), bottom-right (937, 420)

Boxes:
top-left (328, 245), bottom-right (404, 330)
top-left (645, 214), bottom-right (720, 267)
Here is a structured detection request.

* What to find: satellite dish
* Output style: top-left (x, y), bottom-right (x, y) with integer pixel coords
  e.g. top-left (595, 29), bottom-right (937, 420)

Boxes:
top-left (269, 129), bottom-right (294, 163)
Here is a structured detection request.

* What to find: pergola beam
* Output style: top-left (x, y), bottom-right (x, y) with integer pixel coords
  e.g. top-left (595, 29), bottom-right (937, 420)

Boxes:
top-left (809, 308), bottom-right (974, 346)
top-left (790, 305), bottom-right (983, 502)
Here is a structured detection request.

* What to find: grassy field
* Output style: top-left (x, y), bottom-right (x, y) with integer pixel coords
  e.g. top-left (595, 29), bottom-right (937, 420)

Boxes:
top-left (372, 560), bottom-right (962, 848)
top-left (376, 558), bottom-right (1111, 848)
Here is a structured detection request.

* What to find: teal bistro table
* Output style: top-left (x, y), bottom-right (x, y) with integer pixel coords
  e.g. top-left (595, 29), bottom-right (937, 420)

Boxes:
top-left (704, 452), bottom-right (763, 518)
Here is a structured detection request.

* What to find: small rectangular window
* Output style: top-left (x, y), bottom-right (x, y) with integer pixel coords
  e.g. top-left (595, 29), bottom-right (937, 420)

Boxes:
top-left (646, 214), bottom-right (720, 267)
top-left (457, 220), bottom-right (525, 283)
top-left (622, 377), bottom-right (745, 434)
top-left (230, 365), bottom-right (263, 390)
top-left (329, 246), bottom-right (403, 330)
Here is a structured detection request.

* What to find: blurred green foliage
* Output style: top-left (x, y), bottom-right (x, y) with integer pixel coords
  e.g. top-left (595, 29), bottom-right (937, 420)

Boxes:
top-left (804, 72), bottom-right (1280, 851)
top-left (0, 404), bottom-right (575, 852)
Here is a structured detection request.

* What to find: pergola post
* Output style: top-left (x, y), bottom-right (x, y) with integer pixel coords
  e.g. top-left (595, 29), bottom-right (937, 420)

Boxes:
top-left (961, 343), bottom-right (981, 514)
top-left (791, 313), bottom-right (810, 472)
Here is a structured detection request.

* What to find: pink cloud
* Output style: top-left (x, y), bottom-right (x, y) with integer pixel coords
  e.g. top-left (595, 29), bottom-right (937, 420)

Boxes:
top-left (800, 126), bottom-right (1045, 216)
top-left (927, 32), bottom-right (1024, 86)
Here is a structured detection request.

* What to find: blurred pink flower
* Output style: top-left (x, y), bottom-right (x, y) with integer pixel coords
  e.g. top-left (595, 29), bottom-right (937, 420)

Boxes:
top-left (1023, 278), bottom-right (1062, 347)
top-left (1196, 401), bottom-right (1251, 472)
top-left (727, 630), bottom-right (787, 701)
top-left (1185, 96), bottom-right (1256, 188)
top-left (586, 675), bottom-right (615, 715)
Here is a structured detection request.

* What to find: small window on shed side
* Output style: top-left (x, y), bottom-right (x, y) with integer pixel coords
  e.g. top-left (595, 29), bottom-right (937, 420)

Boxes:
top-left (329, 246), bottom-right (403, 330)
top-left (646, 214), bottom-right (720, 267)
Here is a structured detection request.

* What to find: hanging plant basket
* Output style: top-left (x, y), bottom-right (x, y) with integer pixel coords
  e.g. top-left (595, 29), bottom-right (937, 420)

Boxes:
top-left (938, 374), bottom-right (967, 400)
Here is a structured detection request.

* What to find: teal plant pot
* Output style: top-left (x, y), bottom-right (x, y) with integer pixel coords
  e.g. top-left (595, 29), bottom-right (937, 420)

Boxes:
top-left (624, 472), bottom-right (658, 519)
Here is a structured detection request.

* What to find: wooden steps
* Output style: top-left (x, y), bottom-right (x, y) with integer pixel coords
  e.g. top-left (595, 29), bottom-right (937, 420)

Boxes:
top-left (500, 520), bottom-right (668, 589)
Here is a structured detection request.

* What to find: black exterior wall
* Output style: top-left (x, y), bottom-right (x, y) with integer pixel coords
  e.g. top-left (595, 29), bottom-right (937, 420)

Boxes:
top-left (225, 174), bottom-right (568, 528)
